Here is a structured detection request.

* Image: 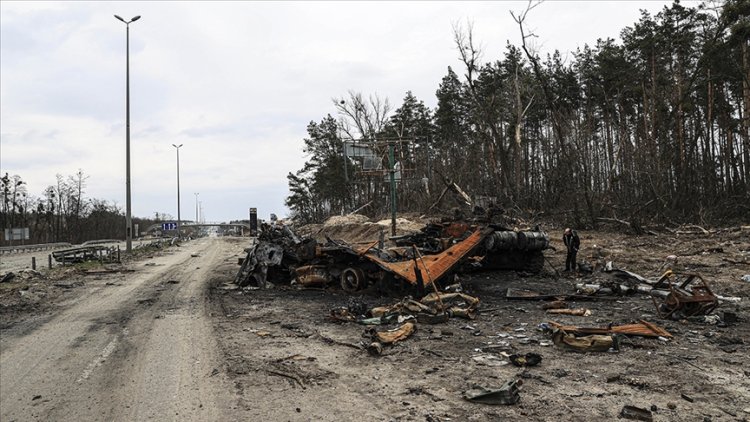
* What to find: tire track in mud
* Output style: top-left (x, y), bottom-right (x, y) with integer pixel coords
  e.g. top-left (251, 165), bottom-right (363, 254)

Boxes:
top-left (0, 238), bottom-right (234, 422)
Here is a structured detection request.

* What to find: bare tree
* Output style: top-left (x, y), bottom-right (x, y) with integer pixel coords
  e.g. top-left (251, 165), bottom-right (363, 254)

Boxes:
top-left (453, 20), bottom-right (508, 198)
top-left (333, 91), bottom-right (392, 139)
top-left (512, 59), bottom-right (535, 199)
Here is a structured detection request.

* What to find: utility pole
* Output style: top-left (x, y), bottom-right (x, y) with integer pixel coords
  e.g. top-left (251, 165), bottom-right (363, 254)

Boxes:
top-left (172, 144), bottom-right (183, 238)
top-left (388, 143), bottom-right (397, 236)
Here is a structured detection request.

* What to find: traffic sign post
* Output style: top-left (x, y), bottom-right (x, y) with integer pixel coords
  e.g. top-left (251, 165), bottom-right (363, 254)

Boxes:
top-left (249, 208), bottom-right (258, 235)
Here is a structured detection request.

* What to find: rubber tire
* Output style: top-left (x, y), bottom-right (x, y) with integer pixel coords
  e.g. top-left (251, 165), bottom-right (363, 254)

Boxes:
top-left (340, 267), bottom-right (366, 292)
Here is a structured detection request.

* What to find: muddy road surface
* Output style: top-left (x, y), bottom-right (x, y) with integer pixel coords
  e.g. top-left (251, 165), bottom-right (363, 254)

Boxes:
top-left (0, 237), bottom-right (237, 421)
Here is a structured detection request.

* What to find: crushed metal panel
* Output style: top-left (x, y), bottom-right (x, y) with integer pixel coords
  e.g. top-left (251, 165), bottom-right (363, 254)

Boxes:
top-left (463, 380), bottom-right (521, 405)
top-left (356, 227), bottom-right (494, 286)
top-left (552, 330), bottom-right (614, 352)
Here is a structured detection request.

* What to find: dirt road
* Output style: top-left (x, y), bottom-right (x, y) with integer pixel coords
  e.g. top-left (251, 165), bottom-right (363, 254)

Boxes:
top-left (0, 237), bottom-right (235, 421)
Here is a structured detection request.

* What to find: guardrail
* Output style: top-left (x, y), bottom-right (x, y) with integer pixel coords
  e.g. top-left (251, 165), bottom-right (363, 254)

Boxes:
top-left (81, 239), bottom-right (122, 246)
top-left (0, 242), bottom-right (72, 255)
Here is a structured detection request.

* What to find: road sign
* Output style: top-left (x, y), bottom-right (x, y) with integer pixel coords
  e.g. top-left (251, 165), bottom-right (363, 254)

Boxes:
top-left (4, 228), bottom-right (29, 241)
top-left (162, 222), bottom-right (177, 231)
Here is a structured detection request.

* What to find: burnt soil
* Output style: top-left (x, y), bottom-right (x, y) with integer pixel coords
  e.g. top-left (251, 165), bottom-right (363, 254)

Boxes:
top-left (208, 228), bottom-right (750, 421)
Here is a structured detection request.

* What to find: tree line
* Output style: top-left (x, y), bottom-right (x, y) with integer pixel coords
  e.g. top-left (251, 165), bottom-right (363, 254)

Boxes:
top-left (286, 0), bottom-right (749, 229)
top-left (1, 171), bottom-right (165, 246)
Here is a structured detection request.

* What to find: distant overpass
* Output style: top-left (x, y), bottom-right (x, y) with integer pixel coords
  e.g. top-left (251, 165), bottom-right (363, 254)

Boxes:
top-left (145, 222), bottom-right (252, 233)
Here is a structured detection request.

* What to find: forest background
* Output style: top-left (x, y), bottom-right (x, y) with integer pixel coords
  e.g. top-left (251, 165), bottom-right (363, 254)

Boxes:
top-left (2, 1), bottom-right (748, 245)
top-left (285, 1), bottom-right (749, 231)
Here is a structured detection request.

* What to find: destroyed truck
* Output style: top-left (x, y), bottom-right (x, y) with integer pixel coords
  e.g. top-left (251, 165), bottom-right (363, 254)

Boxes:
top-left (235, 221), bottom-right (549, 295)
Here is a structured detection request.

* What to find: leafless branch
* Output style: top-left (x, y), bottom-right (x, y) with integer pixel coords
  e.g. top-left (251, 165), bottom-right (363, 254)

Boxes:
top-left (333, 91), bottom-right (391, 140)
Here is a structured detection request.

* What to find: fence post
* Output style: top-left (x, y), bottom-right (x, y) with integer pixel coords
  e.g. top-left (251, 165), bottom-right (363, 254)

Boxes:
top-left (32, 257), bottom-right (36, 271)
top-left (48, 254), bottom-right (52, 269)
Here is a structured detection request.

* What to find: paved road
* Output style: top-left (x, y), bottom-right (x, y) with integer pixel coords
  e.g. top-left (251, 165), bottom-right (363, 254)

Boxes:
top-left (0, 238), bottom-right (234, 421)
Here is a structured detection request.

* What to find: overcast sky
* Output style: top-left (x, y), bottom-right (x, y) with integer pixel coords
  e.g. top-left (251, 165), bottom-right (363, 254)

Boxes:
top-left (1, 1), bottom-right (694, 223)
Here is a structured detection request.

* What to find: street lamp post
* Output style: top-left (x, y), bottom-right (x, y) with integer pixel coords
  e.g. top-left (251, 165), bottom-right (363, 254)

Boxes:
top-left (194, 192), bottom-right (199, 223)
top-left (173, 144), bottom-right (183, 238)
top-left (114, 14), bottom-right (141, 253)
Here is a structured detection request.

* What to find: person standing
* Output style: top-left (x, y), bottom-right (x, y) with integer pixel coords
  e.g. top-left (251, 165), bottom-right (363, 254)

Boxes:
top-left (563, 228), bottom-right (580, 272)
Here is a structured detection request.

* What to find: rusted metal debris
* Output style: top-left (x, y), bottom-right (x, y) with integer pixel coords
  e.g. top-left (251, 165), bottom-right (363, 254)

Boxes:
top-left (552, 330), bottom-right (615, 353)
top-left (546, 308), bottom-right (591, 316)
top-left (370, 321), bottom-right (415, 344)
top-left (366, 322), bottom-right (416, 356)
top-left (547, 320), bottom-right (672, 338)
top-left (572, 266), bottom-right (721, 320)
top-left (235, 220), bottom-right (549, 294)
top-left (330, 291), bottom-right (481, 325)
top-left (650, 271), bottom-right (719, 319)
top-left (356, 227), bottom-right (494, 288)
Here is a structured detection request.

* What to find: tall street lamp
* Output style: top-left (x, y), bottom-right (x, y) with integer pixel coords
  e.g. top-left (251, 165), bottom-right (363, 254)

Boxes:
top-left (173, 144), bottom-right (183, 238)
top-left (114, 14), bottom-right (141, 252)
top-left (194, 192), bottom-right (199, 223)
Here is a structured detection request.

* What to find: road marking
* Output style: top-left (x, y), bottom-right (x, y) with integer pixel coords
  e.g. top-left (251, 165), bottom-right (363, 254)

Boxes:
top-left (76, 335), bottom-right (119, 383)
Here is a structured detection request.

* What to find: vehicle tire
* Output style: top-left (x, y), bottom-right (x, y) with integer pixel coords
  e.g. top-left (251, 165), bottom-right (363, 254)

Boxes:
top-left (340, 267), bottom-right (366, 292)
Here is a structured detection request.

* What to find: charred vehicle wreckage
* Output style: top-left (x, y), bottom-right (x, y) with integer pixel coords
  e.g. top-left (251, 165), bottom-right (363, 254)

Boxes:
top-left (234, 219), bottom-right (550, 295)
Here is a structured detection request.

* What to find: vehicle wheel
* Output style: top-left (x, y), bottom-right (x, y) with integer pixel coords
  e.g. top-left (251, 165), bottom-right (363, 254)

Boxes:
top-left (340, 267), bottom-right (366, 292)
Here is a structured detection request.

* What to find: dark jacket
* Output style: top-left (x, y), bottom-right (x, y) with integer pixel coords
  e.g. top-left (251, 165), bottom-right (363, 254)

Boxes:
top-left (563, 231), bottom-right (580, 252)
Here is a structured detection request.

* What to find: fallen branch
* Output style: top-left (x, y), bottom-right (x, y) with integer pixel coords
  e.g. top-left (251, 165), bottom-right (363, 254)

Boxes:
top-left (348, 201), bottom-right (373, 215)
top-left (675, 224), bottom-right (711, 235)
top-left (596, 217), bottom-right (654, 235)
top-left (434, 171), bottom-right (472, 208)
top-left (315, 331), bottom-right (362, 350)
top-left (428, 187), bottom-right (449, 212)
